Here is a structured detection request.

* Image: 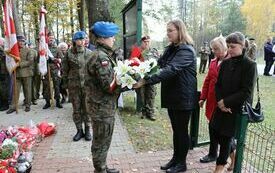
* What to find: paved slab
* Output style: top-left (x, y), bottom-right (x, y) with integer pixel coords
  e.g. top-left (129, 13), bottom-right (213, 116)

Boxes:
top-left (0, 96), bottom-right (217, 173)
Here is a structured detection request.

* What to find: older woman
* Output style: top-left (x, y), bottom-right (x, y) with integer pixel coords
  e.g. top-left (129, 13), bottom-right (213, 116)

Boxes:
top-left (210, 32), bottom-right (257, 173)
top-left (134, 19), bottom-right (197, 173)
top-left (85, 21), bottom-right (120, 173)
top-left (199, 36), bottom-right (228, 163)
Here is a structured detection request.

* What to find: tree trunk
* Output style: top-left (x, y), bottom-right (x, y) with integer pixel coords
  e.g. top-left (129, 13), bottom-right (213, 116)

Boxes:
top-left (70, 0), bottom-right (74, 36)
top-left (20, 0), bottom-right (26, 37)
top-left (0, 0), bottom-right (4, 37)
top-left (77, 0), bottom-right (85, 31)
top-left (12, 0), bottom-right (23, 36)
top-left (86, 0), bottom-right (112, 44)
top-left (56, 1), bottom-right (59, 43)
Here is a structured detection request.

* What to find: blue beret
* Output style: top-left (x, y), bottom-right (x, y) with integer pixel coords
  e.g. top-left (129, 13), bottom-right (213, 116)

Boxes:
top-left (73, 31), bottom-right (86, 41)
top-left (91, 21), bottom-right (119, 38)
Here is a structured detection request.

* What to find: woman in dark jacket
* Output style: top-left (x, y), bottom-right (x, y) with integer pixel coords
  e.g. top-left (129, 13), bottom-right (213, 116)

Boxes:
top-left (210, 32), bottom-right (257, 173)
top-left (134, 19), bottom-right (197, 173)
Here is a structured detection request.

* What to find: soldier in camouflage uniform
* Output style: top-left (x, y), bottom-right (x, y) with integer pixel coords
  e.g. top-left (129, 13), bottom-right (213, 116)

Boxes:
top-left (140, 39), bottom-right (160, 121)
top-left (247, 37), bottom-right (257, 61)
top-left (42, 34), bottom-right (63, 109)
top-left (30, 48), bottom-right (39, 105)
top-left (7, 35), bottom-right (35, 113)
top-left (0, 39), bottom-right (10, 111)
top-left (85, 21), bottom-right (120, 173)
top-left (62, 31), bottom-right (92, 142)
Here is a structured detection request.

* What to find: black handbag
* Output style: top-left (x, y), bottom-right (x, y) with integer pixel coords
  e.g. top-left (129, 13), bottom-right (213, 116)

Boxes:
top-left (244, 78), bottom-right (264, 123)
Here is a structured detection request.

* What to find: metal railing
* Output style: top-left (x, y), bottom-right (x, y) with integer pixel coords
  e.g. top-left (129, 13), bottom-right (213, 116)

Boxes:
top-left (190, 93), bottom-right (275, 173)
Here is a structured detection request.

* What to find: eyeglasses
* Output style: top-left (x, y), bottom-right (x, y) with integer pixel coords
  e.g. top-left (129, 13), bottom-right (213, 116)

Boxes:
top-left (167, 29), bottom-right (177, 33)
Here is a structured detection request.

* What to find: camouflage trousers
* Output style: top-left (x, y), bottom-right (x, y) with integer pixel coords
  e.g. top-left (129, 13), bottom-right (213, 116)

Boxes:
top-left (0, 74), bottom-right (10, 108)
top-left (91, 117), bottom-right (115, 173)
top-left (69, 87), bottom-right (90, 129)
top-left (11, 77), bottom-right (32, 109)
top-left (32, 74), bottom-right (41, 101)
top-left (42, 68), bottom-right (61, 101)
top-left (137, 85), bottom-right (156, 118)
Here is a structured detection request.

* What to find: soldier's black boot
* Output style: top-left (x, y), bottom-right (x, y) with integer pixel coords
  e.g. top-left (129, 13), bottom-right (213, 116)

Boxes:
top-left (84, 126), bottom-right (92, 141)
top-left (73, 129), bottom-right (84, 141)
top-left (43, 100), bottom-right (51, 109)
top-left (106, 167), bottom-right (119, 173)
top-left (56, 99), bottom-right (63, 108)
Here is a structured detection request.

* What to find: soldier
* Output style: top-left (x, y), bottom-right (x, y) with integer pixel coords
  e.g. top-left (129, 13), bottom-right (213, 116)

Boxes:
top-left (62, 31), bottom-right (92, 142)
top-left (7, 35), bottom-right (35, 113)
top-left (85, 21), bottom-right (120, 173)
top-left (58, 42), bottom-right (69, 103)
top-left (42, 34), bottom-right (63, 109)
top-left (199, 41), bottom-right (210, 73)
top-left (30, 48), bottom-right (39, 105)
top-left (0, 38), bottom-right (10, 111)
top-left (247, 37), bottom-right (257, 61)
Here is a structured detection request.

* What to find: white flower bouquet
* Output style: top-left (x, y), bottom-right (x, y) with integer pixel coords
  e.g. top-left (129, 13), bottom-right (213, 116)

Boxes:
top-left (114, 58), bottom-right (159, 89)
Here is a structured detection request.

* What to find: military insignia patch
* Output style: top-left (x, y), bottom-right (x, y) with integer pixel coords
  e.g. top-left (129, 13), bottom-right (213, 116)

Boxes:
top-left (101, 61), bottom-right (109, 66)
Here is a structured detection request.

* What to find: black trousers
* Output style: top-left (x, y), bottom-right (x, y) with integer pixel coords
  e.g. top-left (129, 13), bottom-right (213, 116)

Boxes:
top-left (168, 109), bottom-right (192, 164)
top-left (264, 59), bottom-right (274, 75)
top-left (208, 123), bottom-right (218, 157)
top-left (211, 127), bottom-right (233, 165)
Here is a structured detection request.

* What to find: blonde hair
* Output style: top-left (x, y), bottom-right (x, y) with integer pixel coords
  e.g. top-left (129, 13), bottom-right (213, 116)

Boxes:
top-left (167, 19), bottom-right (194, 45)
top-left (210, 36), bottom-right (227, 52)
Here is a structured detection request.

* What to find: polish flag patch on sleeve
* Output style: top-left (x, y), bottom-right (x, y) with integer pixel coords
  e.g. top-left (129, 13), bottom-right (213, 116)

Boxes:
top-left (101, 60), bottom-right (109, 66)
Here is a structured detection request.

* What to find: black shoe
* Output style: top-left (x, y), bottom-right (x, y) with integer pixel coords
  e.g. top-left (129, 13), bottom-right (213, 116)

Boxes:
top-left (146, 115), bottom-right (156, 121)
top-left (73, 129), bottom-right (84, 141)
top-left (61, 98), bottom-right (66, 104)
top-left (56, 100), bottom-right (63, 108)
top-left (43, 101), bottom-right (51, 109)
top-left (0, 106), bottom-right (9, 111)
top-left (106, 167), bottom-right (119, 173)
top-left (263, 73), bottom-right (272, 76)
top-left (24, 107), bottom-right (31, 112)
top-left (166, 163), bottom-right (187, 173)
top-left (161, 157), bottom-right (177, 170)
top-left (84, 126), bottom-right (92, 141)
top-left (32, 100), bottom-right (38, 105)
top-left (200, 154), bottom-right (217, 163)
top-left (6, 109), bottom-right (16, 114)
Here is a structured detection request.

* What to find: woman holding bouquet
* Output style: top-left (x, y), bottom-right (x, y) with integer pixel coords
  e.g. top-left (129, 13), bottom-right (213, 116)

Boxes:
top-left (85, 21), bottom-right (120, 173)
top-left (134, 19), bottom-right (197, 173)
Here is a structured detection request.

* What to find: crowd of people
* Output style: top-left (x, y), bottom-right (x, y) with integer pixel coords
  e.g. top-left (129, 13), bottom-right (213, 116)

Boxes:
top-left (0, 18), bottom-right (274, 173)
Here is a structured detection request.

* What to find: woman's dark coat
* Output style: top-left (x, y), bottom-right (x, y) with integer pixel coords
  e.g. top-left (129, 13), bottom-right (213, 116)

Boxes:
top-left (146, 43), bottom-right (197, 110)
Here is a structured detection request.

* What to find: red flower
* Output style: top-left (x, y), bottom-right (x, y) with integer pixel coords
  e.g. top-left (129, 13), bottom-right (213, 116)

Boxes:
top-left (129, 57), bottom-right (140, 67)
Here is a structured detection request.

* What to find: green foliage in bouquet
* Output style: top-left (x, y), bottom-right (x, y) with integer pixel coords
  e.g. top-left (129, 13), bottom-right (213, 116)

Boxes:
top-left (0, 144), bottom-right (16, 160)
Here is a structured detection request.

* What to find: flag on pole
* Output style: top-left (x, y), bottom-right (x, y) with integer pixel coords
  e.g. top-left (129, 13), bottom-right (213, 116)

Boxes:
top-left (38, 6), bottom-right (48, 76)
top-left (3, 0), bottom-right (20, 74)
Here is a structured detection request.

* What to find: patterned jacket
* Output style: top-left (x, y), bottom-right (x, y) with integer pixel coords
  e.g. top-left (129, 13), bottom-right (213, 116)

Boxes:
top-left (85, 43), bottom-right (120, 118)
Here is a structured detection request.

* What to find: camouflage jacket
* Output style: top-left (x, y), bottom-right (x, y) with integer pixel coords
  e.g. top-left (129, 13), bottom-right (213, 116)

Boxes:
top-left (49, 45), bottom-right (63, 72)
top-left (62, 46), bottom-right (93, 89)
top-left (247, 43), bottom-right (257, 61)
top-left (85, 43), bottom-right (120, 118)
top-left (17, 47), bottom-right (35, 78)
top-left (142, 48), bottom-right (160, 61)
top-left (0, 47), bottom-right (8, 75)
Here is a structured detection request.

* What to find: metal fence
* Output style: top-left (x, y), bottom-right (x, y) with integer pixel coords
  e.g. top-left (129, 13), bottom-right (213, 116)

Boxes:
top-left (190, 102), bottom-right (275, 173)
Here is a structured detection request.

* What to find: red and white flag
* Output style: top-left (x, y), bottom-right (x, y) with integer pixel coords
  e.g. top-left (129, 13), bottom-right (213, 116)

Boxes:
top-left (38, 6), bottom-right (48, 76)
top-left (3, 0), bottom-right (20, 74)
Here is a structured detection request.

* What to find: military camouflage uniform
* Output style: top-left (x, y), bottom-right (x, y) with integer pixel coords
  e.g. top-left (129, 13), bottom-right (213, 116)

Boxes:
top-left (31, 49), bottom-right (40, 102)
top-left (0, 47), bottom-right (10, 110)
top-left (42, 44), bottom-right (63, 102)
top-left (10, 46), bottom-right (35, 110)
top-left (85, 43), bottom-right (120, 173)
top-left (62, 46), bottom-right (93, 129)
top-left (247, 43), bottom-right (257, 61)
top-left (140, 49), bottom-right (159, 119)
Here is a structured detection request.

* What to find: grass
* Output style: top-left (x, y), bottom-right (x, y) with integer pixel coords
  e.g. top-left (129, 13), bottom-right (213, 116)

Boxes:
top-left (119, 71), bottom-right (275, 152)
